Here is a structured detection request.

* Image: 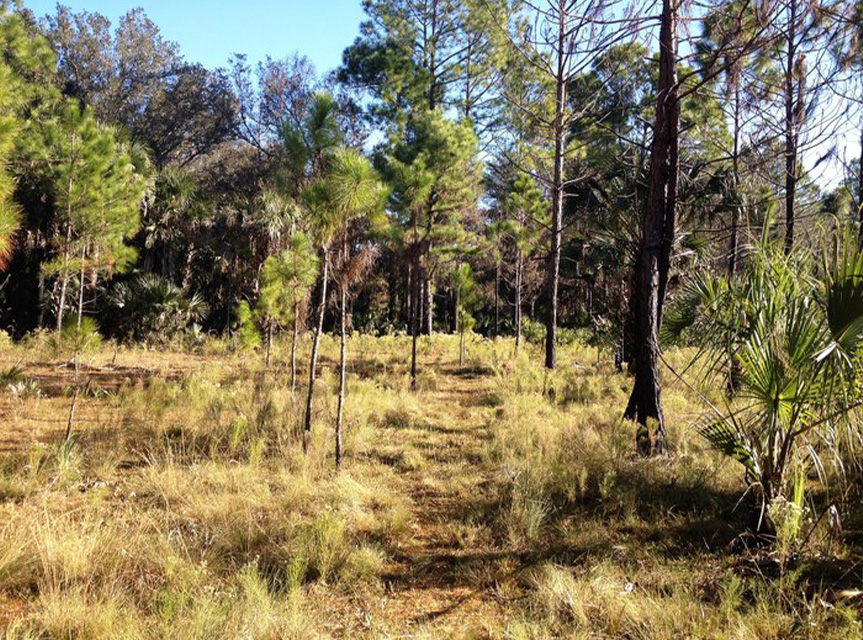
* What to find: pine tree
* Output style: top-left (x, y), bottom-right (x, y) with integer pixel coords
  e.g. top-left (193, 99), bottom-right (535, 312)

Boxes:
top-left (0, 46), bottom-right (20, 269)
top-left (255, 233), bottom-right (318, 377)
top-left (449, 262), bottom-right (478, 365)
top-left (36, 102), bottom-right (145, 330)
top-left (380, 109), bottom-right (481, 386)
top-left (500, 170), bottom-right (547, 349)
top-left (299, 148), bottom-right (385, 465)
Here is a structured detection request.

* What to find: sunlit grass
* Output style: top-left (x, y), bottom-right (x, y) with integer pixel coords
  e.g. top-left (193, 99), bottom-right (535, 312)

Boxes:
top-left (0, 333), bottom-right (858, 638)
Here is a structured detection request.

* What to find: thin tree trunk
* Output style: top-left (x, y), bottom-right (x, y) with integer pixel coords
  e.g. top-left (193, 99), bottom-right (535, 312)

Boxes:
top-left (266, 323), bottom-right (273, 367)
top-left (65, 250), bottom-right (87, 443)
top-left (783, 0), bottom-right (798, 255)
top-left (858, 122), bottom-right (863, 242)
top-left (406, 261), bottom-right (413, 329)
top-left (425, 274), bottom-right (433, 336)
top-left (303, 247), bottom-right (329, 451)
top-left (56, 228), bottom-right (73, 332)
top-left (494, 261), bottom-right (500, 338)
top-left (546, 1), bottom-right (567, 370)
top-left (182, 242), bottom-right (196, 289)
top-left (76, 249), bottom-right (86, 324)
top-left (37, 272), bottom-right (45, 329)
top-left (335, 282), bottom-right (347, 469)
top-left (388, 264), bottom-right (396, 323)
top-left (624, 0), bottom-right (680, 456)
top-left (410, 248), bottom-right (420, 389)
top-left (515, 248), bottom-right (523, 350)
top-left (290, 310), bottom-right (299, 393)
top-left (729, 81), bottom-right (742, 275)
top-left (57, 132), bottom-right (76, 332)
top-left (454, 286), bottom-right (460, 334)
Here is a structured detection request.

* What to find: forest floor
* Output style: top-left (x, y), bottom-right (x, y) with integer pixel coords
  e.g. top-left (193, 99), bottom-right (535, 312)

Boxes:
top-left (0, 335), bottom-right (862, 638)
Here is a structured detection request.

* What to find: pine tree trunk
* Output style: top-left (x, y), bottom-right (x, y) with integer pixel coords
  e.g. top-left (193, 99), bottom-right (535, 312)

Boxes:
top-left (56, 231), bottom-right (73, 332)
top-left (266, 322), bottom-right (273, 367)
top-left (858, 123), bottom-right (863, 242)
top-left (454, 287), bottom-right (460, 334)
top-left (335, 279), bottom-right (347, 470)
top-left (291, 310), bottom-right (299, 393)
top-left (57, 133), bottom-right (76, 332)
top-left (406, 262), bottom-right (413, 329)
top-left (624, 0), bottom-right (680, 456)
top-left (410, 249), bottom-right (420, 389)
top-left (494, 261), bottom-right (500, 338)
top-left (388, 265), bottom-right (396, 324)
top-left (546, 2), bottom-right (567, 370)
top-left (425, 275), bottom-right (433, 336)
top-left (515, 248), bottom-right (523, 350)
top-left (37, 272), bottom-right (46, 329)
top-left (303, 247), bottom-right (329, 451)
top-left (783, 0), bottom-right (798, 255)
top-left (76, 250), bottom-right (86, 324)
top-left (728, 81), bottom-right (742, 275)
top-left (65, 251), bottom-right (87, 443)
top-left (183, 242), bottom-right (196, 289)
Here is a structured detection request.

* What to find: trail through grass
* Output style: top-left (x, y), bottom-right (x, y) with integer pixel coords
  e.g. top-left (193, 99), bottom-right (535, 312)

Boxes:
top-left (1, 336), bottom-right (862, 638)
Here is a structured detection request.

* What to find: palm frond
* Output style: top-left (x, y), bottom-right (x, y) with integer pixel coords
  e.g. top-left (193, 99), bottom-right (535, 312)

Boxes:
top-left (697, 417), bottom-right (758, 475)
top-left (825, 227), bottom-right (863, 356)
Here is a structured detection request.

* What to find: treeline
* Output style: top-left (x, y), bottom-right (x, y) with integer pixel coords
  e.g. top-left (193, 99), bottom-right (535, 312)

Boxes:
top-left (0, 1), bottom-right (862, 453)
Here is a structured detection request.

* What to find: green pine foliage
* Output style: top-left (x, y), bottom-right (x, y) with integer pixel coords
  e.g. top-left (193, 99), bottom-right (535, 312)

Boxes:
top-left (256, 233), bottom-right (319, 333)
top-left (234, 300), bottom-right (261, 351)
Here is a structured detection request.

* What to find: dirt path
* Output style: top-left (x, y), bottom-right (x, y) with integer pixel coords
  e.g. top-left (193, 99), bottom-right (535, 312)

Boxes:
top-left (373, 367), bottom-right (511, 636)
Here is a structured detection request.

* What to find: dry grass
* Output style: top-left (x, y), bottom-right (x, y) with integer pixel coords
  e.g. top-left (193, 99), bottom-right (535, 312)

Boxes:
top-left (0, 332), bottom-right (860, 638)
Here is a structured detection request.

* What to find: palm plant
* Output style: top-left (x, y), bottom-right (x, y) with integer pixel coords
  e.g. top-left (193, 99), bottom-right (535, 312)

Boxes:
top-left (109, 273), bottom-right (209, 343)
top-left (666, 229), bottom-right (863, 531)
top-left (144, 166), bottom-right (202, 286)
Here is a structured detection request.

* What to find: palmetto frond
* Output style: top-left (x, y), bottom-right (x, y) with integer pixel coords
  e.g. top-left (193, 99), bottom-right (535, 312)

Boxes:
top-left (682, 231), bottom-right (863, 503)
top-left (661, 273), bottom-right (728, 345)
top-left (824, 227), bottom-right (863, 359)
top-left (697, 416), bottom-right (758, 476)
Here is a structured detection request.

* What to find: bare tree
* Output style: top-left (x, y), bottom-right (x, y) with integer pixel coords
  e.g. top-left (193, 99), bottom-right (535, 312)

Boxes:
top-left (487, 0), bottom-right (638, 368)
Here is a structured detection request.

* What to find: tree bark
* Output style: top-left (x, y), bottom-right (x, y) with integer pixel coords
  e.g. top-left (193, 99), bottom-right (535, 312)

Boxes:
top-left (266, 322), bottom-right (273, 367)
top-left (783, 0), bottom-right (798, 255)
top-left (410, 248), bottom-right (420, 388)
top-left (729, 81), bottom-right (742, 276)
top-left (515, 248), bottom-right (523, 350)
top-left (182, 242), bottom-right (196, 289)
top-left (76, 249), bottom-right (86, 324)
top-left (55, 225), bottom-right (73, 332)
top-left (290, 311), bottom-right (299, 393)
top-left (425, 274), bottom-right (433, 336)
top-left (858, 123), bottom-right (863, 242)
top-left (624, 0), bottom-right (680, 456)
top-left (335, 248), bottom-right (347, 470)
top-left (303, 247), bottom-right (329, 451)
top-left (546, 1), bottom-right (567, 371)
top-left (494, 260), bottom-right (500, 338)
top-left (406, 261), bottom-right (413, 329)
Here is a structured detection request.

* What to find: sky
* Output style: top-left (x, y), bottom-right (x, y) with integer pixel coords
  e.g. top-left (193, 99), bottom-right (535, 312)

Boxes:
top-left (20, 0), bottom-right (859, 189)
top-left (24, 0), bottom-right (367, 74)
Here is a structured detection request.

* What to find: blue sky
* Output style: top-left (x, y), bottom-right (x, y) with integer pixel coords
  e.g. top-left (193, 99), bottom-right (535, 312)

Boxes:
top-left (24, 0), bottom-right (367, 73)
